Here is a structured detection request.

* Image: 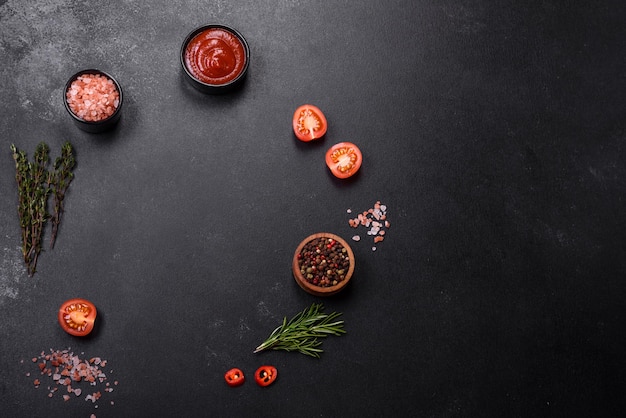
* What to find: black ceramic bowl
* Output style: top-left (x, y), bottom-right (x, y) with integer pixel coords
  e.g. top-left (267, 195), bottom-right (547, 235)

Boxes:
top-left (64, 69), bottom-right (123, 133)
top-left (180, 24), bottom-right (250, 94)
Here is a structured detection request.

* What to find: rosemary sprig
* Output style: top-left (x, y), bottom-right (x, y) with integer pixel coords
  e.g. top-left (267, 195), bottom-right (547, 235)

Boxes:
top-left (254, 303), bottom-right (346, 358)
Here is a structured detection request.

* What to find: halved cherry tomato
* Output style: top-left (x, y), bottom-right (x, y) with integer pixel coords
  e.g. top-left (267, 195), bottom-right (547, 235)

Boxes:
top-left (325, 142), bottom-right (362, 179)
top-left (255, 365), bottom-right (278, 387)
top-left (293, 104), bottom-right (327, 141)
top-left (224, 368), bottom-right (245, 387)
top-left (58, 298), bottom-right (97, 337)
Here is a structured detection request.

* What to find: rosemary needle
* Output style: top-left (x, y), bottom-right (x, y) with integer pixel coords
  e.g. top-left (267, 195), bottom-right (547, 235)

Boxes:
top-left (254, 303), bottom-right (346, 358)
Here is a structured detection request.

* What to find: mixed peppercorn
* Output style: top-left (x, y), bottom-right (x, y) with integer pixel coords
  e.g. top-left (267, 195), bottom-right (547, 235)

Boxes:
top-left (296, 237), bottom-right (351, 287)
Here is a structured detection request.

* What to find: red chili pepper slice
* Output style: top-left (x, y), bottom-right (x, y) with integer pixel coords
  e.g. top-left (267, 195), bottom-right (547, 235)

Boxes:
top-left (224, 368), bottom-right (245, 387)
top-left (254, 365), bottom-right (278, 387)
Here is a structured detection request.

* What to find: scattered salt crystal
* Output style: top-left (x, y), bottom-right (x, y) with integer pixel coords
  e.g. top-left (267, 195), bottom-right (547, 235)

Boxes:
top-left (347, 201), bottom-right (389, 249)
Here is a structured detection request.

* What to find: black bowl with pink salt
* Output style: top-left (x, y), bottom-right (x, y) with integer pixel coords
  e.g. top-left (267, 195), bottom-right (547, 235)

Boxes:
top-left (64, 69), bottom-right (123, 133)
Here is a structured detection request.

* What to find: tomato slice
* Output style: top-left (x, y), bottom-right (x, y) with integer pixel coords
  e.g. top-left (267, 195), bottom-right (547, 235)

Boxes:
top-left (58, 298), bottom-right (97, 337)
top-left (292, 104), bottom-right (327, 141)
top-left (325, 142), bottom-right (362, 179)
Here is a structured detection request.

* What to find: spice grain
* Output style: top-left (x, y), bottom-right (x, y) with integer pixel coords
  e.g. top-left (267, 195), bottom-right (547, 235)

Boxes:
top-left (297, 237), bottom-right (350, 287)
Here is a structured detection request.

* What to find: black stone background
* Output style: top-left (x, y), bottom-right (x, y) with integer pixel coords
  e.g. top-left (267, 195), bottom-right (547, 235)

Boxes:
top-left (1, 1), bottom-right (625, 417)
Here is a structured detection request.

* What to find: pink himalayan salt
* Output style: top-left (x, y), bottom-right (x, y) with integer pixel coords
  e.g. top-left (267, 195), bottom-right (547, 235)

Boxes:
top-left (66, 73), bottom-right (119, 122)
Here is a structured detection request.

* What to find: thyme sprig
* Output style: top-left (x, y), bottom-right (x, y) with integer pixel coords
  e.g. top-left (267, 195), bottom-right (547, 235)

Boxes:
top-left (10, 142), bottom-right (76, 276)
top-left (254, 303), bottom-right (346, 358)
top-left (49, 142), bottom-right (76, 249)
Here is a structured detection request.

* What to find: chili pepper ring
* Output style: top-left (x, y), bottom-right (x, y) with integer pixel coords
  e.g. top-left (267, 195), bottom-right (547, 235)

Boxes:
top-left (255, 365), bottom-right (278, 387)
top-left (224, 368), bottom-right (245, 387)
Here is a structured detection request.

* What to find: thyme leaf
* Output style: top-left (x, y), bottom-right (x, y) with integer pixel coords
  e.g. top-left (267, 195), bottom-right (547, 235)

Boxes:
top-left (254, 303), bottom-right (346, 358)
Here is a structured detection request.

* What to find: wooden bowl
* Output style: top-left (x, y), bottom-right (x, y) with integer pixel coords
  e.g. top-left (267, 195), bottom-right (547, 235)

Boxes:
top-left (292, 233), bottom-right (355, 297)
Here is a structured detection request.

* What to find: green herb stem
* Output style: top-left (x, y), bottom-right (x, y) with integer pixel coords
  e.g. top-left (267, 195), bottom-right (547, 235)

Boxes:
top-left (11, 142), bottom-right (75, 276)
top-left (49, 142), bottom-right (76, 249)
top-left (254, 303), bottom-right (346, 358)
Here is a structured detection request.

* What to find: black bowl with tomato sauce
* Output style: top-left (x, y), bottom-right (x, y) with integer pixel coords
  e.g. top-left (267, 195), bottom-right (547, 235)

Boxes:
top-left (180, 24), bottom-right (250, 94)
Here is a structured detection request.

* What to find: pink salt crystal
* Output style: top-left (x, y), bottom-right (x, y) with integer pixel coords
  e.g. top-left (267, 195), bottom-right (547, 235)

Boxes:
top-left (66, 73), bottom-right (119, 122)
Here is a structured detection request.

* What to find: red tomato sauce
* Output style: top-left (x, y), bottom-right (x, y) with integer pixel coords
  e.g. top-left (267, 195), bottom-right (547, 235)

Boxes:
top-left (184, 27), bottom-right (246, 85)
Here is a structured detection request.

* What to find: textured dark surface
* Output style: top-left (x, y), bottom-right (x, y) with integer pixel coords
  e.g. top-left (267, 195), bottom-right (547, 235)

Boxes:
top-left (1, 1), bottom-right (625, 417)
